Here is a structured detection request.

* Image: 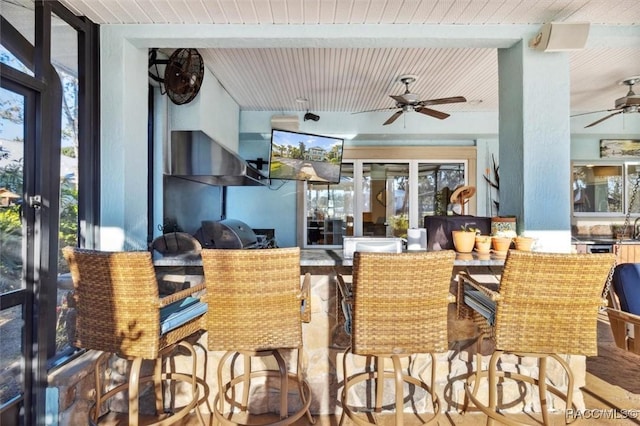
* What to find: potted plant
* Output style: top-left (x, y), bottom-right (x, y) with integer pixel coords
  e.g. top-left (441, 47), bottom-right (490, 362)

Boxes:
top-left (515, 235), bottom-right (535, 251)
top-left (452, 226), bottom-right (478, 253)
top-left (475, 234), bottom-right (492, 254)
top-left (491, 230), bottom-right (513, 253)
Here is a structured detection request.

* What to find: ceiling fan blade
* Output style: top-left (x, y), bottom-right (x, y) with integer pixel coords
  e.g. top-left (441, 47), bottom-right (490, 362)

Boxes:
top-left (585, 111), bottom-right (624, 128)
top-left (571, 108), bottom-right (617, 118)
top-left (415, 107), bottom-right (450, 120)
top-left (420, 96), bottom-right (467, 106)
top-left (383, 110), bottom-right (403, 125)
top-left (390, 95), bottom-right (409, 104)
top-left (352, 106), bottom-right (398, 114)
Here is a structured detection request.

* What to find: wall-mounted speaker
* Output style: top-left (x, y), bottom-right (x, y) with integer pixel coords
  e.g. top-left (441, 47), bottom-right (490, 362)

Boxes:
top-left (529, 22), bottom-right (590, 52)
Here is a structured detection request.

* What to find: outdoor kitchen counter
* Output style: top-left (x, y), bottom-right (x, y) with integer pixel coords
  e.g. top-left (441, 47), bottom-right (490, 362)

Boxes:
top-left (152, 248), bottom-right (507, 268)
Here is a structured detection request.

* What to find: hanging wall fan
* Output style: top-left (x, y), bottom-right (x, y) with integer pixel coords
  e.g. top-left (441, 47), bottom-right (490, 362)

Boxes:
top-left (353, 75), bottom-right (467, 125)
top-left (148, 48), bottom-right (204, 105)
top-left (572, 76), bottom-right (640, 128)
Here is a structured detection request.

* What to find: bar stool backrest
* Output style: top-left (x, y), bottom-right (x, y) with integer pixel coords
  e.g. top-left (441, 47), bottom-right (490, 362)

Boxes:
top-left (63, 247), bottom-right (161, 359)
top-left (495, 250), bottom-right (615, 356)
top-left (201, 247), bottom-right (303, 352)
top-left (351, 250), bottom-right (456, 355)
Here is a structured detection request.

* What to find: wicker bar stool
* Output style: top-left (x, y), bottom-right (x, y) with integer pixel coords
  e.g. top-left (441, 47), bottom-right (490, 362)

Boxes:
top-left (62, 247), bottom-right (207, 426)
top-left (458, 250), bottom-right (616, 425)
top-left (200, 247), bottom-right (315, 426)
top-left (340, 250), bottom-right (456, 426)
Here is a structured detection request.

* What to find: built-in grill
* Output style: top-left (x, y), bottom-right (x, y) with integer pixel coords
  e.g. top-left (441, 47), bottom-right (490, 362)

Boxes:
top-left (196, 219), bottom-right (272, 249)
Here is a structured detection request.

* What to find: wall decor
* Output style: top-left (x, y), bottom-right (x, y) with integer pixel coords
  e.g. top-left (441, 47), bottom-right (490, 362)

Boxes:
top-left (600, 139), bottom-right (640, 158)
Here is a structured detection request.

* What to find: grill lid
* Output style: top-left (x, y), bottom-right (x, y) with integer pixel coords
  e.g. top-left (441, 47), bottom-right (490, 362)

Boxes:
top-left (200, 219), bottom-right (258, 249)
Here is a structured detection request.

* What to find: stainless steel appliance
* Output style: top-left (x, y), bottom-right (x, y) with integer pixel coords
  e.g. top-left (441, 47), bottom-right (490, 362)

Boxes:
top-left (196, 219), bottom-right (271, 249)
top-left (168, 130), bottom-right (266, 186)
top-left (587, 244), bottom-right (613, 253)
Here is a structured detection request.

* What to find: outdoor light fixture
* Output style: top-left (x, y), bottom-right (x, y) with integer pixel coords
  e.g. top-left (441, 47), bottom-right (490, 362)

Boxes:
top-left (304, 112), bottom-right (320, 122)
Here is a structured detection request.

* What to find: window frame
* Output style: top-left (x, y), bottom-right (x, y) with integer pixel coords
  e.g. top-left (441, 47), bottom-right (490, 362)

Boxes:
top-left (0, 1), bottom-right (100, 422)
top-left (299, 145), bottom-right (477, 247)
top-left (572, 161), bottom-right (640, 218)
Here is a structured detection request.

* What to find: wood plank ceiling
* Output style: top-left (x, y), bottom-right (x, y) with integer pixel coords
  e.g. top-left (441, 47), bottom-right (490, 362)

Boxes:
top-left (24, 1), bottom-right (640, 119)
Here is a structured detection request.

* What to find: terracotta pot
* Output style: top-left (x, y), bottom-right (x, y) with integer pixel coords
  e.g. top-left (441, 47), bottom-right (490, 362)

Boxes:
top-left (452, 230), bottom-right (476, 253)
top-left (492, 236), bottom-right (512, 253)
top-left (475, 236), bottom-right (492, 254)
top-left (515, 236), bottom-right (534, 251)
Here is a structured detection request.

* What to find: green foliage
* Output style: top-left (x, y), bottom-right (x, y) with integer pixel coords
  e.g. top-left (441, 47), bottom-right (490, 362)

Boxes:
top-left (389, 213), bottom-right (409, 238)
top-left (460, 225), bottom-right (480, 234)
top-left (0, 205), bottom-right (22, 291)
top-left (61, 146), bottom-right (76, 158)
top-left (0, 158), bottom-right (23, 193)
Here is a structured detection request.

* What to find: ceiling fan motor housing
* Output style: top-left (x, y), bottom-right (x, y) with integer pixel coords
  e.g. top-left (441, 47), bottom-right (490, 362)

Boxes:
top-left (615, 94), bottom-right (640, 109)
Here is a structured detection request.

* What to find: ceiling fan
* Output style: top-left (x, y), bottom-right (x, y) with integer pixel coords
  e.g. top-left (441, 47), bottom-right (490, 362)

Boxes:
top-left (572, 76), bottom-right (640, 128)
top-left (353, 75), bottom-right (467, 126)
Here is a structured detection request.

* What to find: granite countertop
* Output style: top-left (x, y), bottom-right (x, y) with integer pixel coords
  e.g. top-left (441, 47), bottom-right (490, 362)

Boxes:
top-left (153, 249), bottom-right (506, 267)
top-left (572, 236), bottom-right (640, 245)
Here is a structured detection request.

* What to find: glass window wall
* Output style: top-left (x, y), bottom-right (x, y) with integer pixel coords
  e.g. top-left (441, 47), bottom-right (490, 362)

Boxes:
top-left (304, 159), bottom-right (468, 247)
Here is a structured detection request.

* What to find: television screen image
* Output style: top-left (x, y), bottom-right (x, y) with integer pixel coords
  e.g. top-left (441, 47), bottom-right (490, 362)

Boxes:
top-left (269, 129), bottom-right (344, 183)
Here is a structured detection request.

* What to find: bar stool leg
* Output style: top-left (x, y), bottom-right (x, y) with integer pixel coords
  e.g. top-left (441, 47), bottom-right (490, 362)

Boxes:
top-left (296, 347), bottom-right (316, 424)
top-left (129, 357), bottom-right (143, 426)
top-left (154, 357), bottom-right (163, 415)
top-left (272, 350), bottom-right (289, 420)
top-left (339, 348), bottom-right (350, 426)
top-left (91, 352), bottom-right (111, 424)
top-left (487, 350), bottom-right (502, 426)
top-left (242, 354), bottom-right (251, 411)
top-left (539, 357), bottom-right (549, 425)
top-left (375, 357), bottom-right (384, 412)
top-left (391, 355), bottom-right (404, 426)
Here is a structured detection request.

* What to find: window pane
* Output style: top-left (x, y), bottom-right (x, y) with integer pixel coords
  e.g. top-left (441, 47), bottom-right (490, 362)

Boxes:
top-left (573, 165), bottom-right (623, 213)
top-left (625, 164), bottom-right (640, 214)
top-left (0, 306), bottom-right (24, 405)
top-left (0, 0), bottom-right (35, 77)
top-left (51, 13), bottom-right (79, 356)
top-left (418, 162), bottom-right (466, 218)
top-left (306, 164), bottom-right (354, 246)
top-left (0, 87), bottom-right (25, 407)
top-left (363, 163), bottom-right (409, 238)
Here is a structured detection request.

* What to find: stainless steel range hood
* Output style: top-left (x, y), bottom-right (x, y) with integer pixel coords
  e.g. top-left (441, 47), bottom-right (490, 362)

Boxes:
top-left (168, 130), bottom-right (267, 186)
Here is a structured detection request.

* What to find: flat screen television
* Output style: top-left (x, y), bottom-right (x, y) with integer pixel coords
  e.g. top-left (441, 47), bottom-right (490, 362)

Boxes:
top-left (268, 129), bottom-right (344, 184)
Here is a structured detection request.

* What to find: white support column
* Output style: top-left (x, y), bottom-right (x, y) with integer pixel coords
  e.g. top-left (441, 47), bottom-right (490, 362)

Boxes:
top-left (498, 41), bottom-right (572, 252)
